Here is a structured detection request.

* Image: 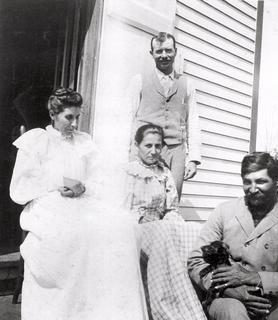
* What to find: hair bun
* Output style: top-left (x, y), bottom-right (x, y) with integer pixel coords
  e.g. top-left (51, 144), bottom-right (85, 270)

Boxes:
top-left (53, 87), bottom-right (74, 97)
top-left (47, 87), bottom-right (83, 113)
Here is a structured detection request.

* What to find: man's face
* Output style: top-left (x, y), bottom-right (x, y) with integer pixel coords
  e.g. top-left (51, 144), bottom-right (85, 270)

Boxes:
top-left (150, 38), bottom-right (177, 74)
top-left (243, 169), bottom-right (277, 208)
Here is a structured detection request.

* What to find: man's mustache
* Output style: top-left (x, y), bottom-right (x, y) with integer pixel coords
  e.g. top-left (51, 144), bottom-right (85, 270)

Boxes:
top-left (246, 194), bottom-right (264, 200)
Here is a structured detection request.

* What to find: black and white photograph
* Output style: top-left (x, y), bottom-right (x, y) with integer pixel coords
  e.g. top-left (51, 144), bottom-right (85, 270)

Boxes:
top-left (1, 0), bottom-right (278, 319)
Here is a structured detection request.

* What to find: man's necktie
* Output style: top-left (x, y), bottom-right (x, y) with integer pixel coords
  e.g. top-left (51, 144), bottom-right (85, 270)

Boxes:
top-left (161, 76), bottom-right (171, 96)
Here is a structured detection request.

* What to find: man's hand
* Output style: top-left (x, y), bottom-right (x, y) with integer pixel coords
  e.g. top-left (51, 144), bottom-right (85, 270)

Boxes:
top-left (222, 286), bottom-right (271, 318)
top-left (184, 161), bottom-right (197, 180)
top-left (211, 264), bottom-right (261, 289)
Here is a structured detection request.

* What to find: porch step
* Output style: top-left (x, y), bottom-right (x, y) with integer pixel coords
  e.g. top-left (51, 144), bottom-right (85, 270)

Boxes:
top-left (0, 252), bottom-right (20, 296)
top-left (0, 252), bottom-right (20, 280)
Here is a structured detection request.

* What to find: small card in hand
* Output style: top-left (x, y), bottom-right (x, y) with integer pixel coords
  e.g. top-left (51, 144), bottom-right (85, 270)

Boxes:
top-left (63, 177), bottom-right (84, 195)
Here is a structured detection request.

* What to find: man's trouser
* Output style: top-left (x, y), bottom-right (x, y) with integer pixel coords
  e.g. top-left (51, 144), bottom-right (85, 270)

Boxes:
top-left (161, 143), bottom-right (185, 200)
top-left (208, 297), bottom-right (278, 320)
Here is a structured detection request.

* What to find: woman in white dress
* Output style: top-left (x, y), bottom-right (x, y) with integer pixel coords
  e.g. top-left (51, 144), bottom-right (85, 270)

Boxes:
top-left (126, 124), bottom-right (207, 320)
top-left (10, 87), bottom-right (147, 320)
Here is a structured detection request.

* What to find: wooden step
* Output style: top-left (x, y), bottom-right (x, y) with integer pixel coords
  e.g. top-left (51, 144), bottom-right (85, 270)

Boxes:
top-left (0, 253), bottom-right (20, 281)
top-left (0, 252), bottom-right (20, 268)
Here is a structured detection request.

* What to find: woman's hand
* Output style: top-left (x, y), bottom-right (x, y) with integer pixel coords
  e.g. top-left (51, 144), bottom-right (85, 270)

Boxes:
top-left (58, 182), bottom-right (86, 198)
top-left (211, 264), bottom-right (261, 289)
top-left (59, 187), bottom-right (74, 197)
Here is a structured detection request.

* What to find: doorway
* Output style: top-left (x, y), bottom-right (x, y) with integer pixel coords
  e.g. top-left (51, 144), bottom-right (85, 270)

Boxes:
top-left (0, 0), bottom-right (95, 254)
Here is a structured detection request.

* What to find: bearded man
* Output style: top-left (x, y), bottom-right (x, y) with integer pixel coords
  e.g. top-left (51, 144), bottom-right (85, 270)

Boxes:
top-left (188, 152), bottom-right (278, 320)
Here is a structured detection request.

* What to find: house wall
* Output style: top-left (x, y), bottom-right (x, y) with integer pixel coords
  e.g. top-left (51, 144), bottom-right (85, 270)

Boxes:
top-left (91, 0), bottom-right (176, 166)
top-left (81, 0), bottom-right (263, 221)
top-left (174, 0), bottom-right (259, 220)
top-left (255, 0), bottom-right (278, 153)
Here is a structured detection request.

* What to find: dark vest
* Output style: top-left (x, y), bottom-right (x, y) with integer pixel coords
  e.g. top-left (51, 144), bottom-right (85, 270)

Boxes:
top-left (135, 70), bottom-right (189, 145)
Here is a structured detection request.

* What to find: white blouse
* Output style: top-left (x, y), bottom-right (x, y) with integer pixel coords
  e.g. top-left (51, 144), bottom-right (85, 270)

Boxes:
top-left (10, 125), bottom-right (100, 205)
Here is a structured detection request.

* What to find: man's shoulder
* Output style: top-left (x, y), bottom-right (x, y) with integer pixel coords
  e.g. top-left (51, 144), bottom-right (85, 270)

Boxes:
top-left (174, 72), bottom-right (191, 84)
top-left (216, 197), bottom-right (245, 214)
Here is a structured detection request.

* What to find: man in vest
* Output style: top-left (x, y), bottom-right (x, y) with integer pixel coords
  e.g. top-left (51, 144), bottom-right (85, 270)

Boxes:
top-left (129, 32), bottom-right (201, 199)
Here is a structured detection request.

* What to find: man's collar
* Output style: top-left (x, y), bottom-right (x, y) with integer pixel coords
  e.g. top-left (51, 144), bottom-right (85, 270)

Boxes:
top-left (155, 68), bottom-right (174, 81)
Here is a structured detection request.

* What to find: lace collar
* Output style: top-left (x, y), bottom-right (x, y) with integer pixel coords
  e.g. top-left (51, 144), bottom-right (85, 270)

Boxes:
top-left (46, 125), bottom-right (76, 141)
top-left (127, 160), bottom-right (166, 180)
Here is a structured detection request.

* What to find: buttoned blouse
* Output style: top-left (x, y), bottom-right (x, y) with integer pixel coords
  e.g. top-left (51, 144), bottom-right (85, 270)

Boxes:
top-left (125, 160), bottom-right (181, 223)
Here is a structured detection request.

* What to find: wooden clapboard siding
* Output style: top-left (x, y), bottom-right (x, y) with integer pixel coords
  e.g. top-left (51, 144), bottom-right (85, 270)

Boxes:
top-left (183, 180), bottom-right (243, 197)
top-left (176, 18), bottom-right (254, 62)
top-left (199, 105), bottom-right (251, 129)
top-left (176, 32), bottom-right (254, 73)
top-left (177, 2), bottom-right (255, 50)
top-left (200, 118), bottom-right (250, 140)
top-left (185, 62), bottom-right (253, 95)
top-left (197, 92), bottom-right (251, 118)
top-left (174, 0), bottom-right (258, 221)
top-left (179, 47), bottom-right (253, 84)
top-left (201, 144), bottom-right (247, 162)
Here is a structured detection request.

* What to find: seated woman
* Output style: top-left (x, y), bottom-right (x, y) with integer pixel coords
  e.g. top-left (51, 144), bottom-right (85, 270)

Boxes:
top-left (126, 124), bottom-right (207, 320)
top-left (10, 87), bottom-right (147, 320)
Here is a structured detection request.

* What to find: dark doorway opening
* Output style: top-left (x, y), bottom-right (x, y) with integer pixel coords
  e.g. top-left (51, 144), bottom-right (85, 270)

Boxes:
top-left (0, 0), bottom-right (96, 255)
top-left (0, 0), bottom-right (71, 254)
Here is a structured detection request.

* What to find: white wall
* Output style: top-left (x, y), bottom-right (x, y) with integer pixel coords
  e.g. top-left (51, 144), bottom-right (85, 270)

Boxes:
top-left (174, 0), bottom-right (258, 220)
top-left (256, 0), bottom-right (278, 153)
top-left (92, 0), bottom-right (176, 166)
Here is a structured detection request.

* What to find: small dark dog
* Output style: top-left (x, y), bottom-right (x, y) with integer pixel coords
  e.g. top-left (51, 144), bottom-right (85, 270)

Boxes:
top-left (200, 240), bottom-right (231, 309)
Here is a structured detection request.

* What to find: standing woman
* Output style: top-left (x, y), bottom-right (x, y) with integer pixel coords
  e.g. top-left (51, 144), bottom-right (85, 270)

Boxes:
top-left (10, 87), bottom-right (147, 320)
top-left (126, 124), bottom-right (207, 320)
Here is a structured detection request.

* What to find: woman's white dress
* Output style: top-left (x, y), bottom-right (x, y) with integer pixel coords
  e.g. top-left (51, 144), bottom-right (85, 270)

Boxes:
top-left (10, 125), bottom-right (147, 320)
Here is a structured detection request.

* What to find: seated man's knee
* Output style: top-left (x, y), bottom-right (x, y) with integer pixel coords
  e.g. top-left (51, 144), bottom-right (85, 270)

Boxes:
top-left (208, 298), bottom-right (250, 320)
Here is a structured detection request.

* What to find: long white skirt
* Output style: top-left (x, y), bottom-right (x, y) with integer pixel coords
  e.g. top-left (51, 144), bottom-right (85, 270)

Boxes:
top-left (20, 192), bottom-right (147, 320)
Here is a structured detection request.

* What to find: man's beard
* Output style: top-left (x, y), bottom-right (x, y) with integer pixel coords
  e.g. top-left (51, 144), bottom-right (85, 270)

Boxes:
top-left (245, 191), bottom-right (277, 212)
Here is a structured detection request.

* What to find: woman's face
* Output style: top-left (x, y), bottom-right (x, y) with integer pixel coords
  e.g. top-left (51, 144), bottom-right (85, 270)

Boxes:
top-left (136, 133), bottom-right (163, 165)
top-left (51, 107), bottom-right (81, 136)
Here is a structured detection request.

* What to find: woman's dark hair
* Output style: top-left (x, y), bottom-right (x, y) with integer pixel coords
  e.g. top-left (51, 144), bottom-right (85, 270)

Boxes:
top-left (47, 87), bottom-right (83, 114)
top-left (135, 124), bottom-right (164, 144)
top-left (241, 152), bottom-right (278, 181)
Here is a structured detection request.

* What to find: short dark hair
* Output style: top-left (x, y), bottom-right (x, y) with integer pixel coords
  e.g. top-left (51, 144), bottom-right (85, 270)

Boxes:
top-left (150, 32), bottom-right (176, 52)
top-left (135, 124), bottom-right (164, 145)
top-left (47, 87), bottom-right (83, 114)
top-left (241, 152), bottom-right (278, 181)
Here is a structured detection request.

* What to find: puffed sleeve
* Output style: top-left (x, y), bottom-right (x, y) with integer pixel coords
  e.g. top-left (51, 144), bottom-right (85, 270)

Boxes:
top-left (10, 129), bottom-right (49, 205)
top-left (163, 168), bottom-right (183, 221)
top-left (74, 131), bottom-right (103, 197)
